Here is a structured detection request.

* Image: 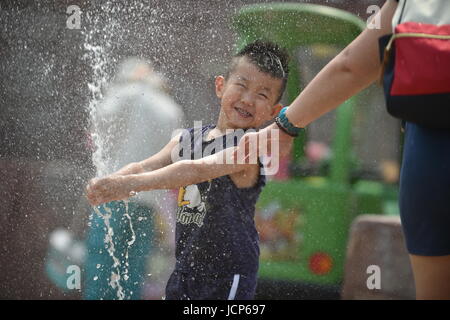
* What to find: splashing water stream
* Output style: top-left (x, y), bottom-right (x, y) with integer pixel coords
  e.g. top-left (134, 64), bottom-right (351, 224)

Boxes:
top-left (92, 204), bottom-right (125, 300)
top-left (83, 12), bottom-right (134, 299)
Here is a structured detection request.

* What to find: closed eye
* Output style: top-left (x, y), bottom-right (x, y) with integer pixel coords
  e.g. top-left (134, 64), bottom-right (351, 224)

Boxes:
top-left (259, 93), bottom-right (268, 99)
top-left (236, 83), bottom-right (246, 88)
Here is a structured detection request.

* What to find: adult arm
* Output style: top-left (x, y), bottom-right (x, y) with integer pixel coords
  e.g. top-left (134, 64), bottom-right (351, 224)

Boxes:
top-left (236, 0), bottom-right (398, 161)
top-left (287, 0), bottom-right (398, 127)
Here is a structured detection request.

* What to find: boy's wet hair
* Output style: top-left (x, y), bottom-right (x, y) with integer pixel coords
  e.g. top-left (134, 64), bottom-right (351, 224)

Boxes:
top-left (226, 40), bottom-right (290, 103)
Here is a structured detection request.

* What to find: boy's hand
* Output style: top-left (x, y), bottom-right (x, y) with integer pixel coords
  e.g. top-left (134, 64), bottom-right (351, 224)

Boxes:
top-left (85, 175), bottom-right (136, 206)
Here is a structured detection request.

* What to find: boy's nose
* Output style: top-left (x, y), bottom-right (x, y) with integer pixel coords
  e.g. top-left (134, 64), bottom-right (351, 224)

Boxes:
top-left (240, 92), bottom-right (254, 107)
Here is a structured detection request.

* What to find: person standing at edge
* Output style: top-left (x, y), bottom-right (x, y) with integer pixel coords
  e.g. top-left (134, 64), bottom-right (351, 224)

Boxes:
top-left (237, 0), bottom-right (450, 300)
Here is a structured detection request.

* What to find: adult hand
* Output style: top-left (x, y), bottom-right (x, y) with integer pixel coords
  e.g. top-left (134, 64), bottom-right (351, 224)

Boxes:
top-left (85, 175), bottom-right (136, 206)
top-left (234, 122), bottom-right (294, 165)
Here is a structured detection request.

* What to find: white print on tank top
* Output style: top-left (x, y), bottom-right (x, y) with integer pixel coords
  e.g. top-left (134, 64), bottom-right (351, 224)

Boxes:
top-left (176, 181), bottom-right (212, 228)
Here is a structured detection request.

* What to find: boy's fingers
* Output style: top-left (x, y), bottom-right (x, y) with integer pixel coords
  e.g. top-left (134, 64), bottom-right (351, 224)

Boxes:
top-left (87, 193), bottom-right (97, 206)
top-left (85, 180), bottom-right (92, 193)
top-left (90, 195), bottom-right (104, 207)
top-left (85, 178), bottom-right (99, 195)
top-left (87, 178), bottom-right (96, 188)
top-left (87, 194), bottom-right (96, 206)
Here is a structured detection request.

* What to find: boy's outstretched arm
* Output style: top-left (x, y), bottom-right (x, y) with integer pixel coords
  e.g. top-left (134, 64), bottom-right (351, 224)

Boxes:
top-left (86, 147), bottom-right (256, 206)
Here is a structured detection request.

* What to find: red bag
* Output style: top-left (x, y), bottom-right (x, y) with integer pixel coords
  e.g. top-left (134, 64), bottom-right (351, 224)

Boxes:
top-left (381, 1), bottom-right (450, 128)
top-left (389, 22), bottom-right (450, 96)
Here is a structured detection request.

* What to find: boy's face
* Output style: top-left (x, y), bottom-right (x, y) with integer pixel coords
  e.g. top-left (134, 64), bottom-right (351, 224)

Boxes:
top-left (215, 57), bottom-right (283, 130)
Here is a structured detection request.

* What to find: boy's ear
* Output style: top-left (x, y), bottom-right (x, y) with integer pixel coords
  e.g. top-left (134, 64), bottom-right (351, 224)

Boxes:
top-left (271, 103), bottom-right (283, 117)
top-left (215, 76), bottom-right (225, 99)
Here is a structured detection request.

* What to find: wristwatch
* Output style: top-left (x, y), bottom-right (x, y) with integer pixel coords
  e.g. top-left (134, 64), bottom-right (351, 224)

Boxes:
top-left (274, 106), bottom-right (304, 137)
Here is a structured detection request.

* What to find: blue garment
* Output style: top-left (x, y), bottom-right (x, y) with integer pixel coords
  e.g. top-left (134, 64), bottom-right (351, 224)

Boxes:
top-left (84, 200), bottom-right (153, 300)
top-left (399, 122), bottom-right (450, 256)
top-left (166, 125), bottom-right (265, 299)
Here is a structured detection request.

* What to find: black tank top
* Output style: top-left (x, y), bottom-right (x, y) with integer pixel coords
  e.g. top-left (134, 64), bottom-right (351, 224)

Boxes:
top-left (174, 125), bottom-right (266, 277)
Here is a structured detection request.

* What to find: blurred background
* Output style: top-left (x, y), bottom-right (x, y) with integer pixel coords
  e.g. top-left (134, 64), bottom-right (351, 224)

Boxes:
top-left (1, 0), bottom-right (407, 300)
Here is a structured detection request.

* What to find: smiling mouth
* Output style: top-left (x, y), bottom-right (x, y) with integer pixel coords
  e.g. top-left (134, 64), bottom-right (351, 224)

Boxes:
top-left (235, 107), bottom-right (253, 118)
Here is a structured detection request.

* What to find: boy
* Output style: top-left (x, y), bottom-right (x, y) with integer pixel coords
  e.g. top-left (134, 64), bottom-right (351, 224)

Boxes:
top-left (86, 41), bottom-right (290, 299)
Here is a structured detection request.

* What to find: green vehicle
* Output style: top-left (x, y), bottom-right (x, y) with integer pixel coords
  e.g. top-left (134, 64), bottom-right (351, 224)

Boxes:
top-left (232, 3), bottom-right (400, 299)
